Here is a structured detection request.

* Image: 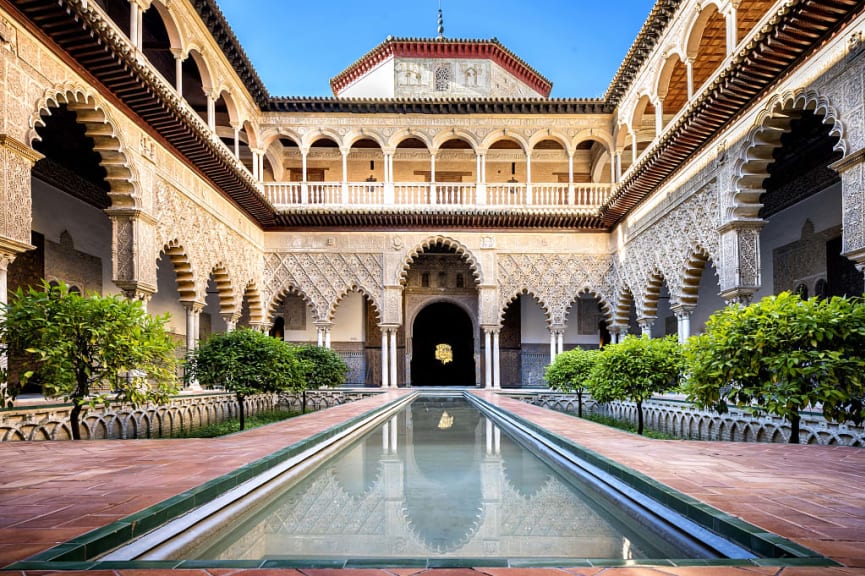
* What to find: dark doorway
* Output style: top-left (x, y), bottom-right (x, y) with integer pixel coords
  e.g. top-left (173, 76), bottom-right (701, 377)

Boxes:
top-left (411, 302), bottom-right (475, 386)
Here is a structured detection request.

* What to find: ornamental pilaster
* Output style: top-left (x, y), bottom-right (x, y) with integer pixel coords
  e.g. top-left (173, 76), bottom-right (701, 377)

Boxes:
top-left (381, 286), bottom-right (403, 326)
top-left (717, 219), bottom-right (764, 304)
top-left (0, 135), bottom-right (42, 252)
top-left (477, 284), bottom-right (500, 326)
top-left (831, 148), bottom-right (865, 272)
top-left (106, 207), bottom-right (158, 298)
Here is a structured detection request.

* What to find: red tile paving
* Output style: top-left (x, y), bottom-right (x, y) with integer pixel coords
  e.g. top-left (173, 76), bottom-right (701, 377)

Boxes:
top-left (0, 389), bottom-right (864, 576)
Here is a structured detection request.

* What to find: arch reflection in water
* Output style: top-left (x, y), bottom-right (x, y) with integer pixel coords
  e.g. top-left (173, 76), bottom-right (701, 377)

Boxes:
top-left (188, 397), bottom-right (687, 561)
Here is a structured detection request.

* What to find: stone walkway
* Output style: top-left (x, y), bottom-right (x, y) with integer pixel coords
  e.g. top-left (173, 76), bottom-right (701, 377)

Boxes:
top-left (0, 389), bottom-right (863, 576)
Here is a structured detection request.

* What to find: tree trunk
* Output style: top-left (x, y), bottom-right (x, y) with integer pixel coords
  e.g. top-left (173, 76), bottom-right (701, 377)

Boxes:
top-left (238, 394), bottom-right (246, 431)
top-left (789, 410), bottom-right (801, 444)
top-left (636, 400), bottom-right (644, 435)
top-left (577, 391), bottom-right (583, 418)
top-left (302, 390), bottom-right (307, 414)
top-left (70, 402), bottom-right (83, 440)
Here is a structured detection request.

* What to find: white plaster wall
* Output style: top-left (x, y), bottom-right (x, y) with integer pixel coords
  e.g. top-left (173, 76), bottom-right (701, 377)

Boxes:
top-left (338, 59), bottom-right (395, 98)
top-left (31, 179), bottom-right (116, 295)
top-left (520, 294), bottom-right (549, 344)
top-left (753, 183), bottom-right (842, 302)
top-left (332, 292), bottom-right (365, 342)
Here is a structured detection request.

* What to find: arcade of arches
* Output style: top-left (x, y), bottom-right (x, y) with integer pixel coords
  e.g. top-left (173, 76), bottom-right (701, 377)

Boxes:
top-left (1, 0), bottom-right (865, 393)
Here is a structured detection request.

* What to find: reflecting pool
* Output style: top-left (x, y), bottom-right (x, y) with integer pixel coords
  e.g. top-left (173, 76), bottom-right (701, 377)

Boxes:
top-left (181, 396), bottom-right (699, 561)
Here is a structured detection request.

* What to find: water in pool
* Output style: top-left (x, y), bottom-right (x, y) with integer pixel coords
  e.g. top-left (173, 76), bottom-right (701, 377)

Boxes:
top-left (182, 397), bottom-right (698, 561)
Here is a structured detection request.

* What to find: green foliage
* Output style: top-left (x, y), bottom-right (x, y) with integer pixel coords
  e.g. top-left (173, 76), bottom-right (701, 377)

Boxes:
top-left (545, 348), bottom-right (598, 393)
top-left (172, 409), bottom-right (300, 438)
top-left (588, 335), bottom-right (685, 434)
top-left (0, 281), bottom-right (178, 438)
top-left (293, 344), bottom-right (348, 389)
top-left (684, 292), bottom-right (865, 443)
top-left (185, 328), bottom-right (308, 395)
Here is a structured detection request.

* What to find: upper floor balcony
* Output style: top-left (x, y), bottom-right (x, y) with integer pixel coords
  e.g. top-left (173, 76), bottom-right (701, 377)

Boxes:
top-left (264, 182), bottom-right (612, 210)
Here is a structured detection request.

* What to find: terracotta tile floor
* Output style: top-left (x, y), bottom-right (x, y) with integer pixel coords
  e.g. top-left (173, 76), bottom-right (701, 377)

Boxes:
top-left (1, 389), bottom-right (864, 576)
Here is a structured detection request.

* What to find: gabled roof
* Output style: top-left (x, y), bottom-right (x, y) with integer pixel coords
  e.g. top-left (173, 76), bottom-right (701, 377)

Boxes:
top-left (329, 36), bottom-right (553, 97)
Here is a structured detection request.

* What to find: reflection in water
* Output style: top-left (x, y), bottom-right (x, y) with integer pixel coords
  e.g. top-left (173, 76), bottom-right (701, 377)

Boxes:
top-left (190, 398), bottom-right (688, 560)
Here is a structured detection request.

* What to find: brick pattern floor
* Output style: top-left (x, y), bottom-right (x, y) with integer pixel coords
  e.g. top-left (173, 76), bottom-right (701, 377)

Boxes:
top-left (1, 389), bottom-right (864, 576)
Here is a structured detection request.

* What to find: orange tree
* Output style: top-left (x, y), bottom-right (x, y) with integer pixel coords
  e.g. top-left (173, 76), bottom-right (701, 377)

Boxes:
top-left (185, 328), bottom-right (308, 430)
top-left (587, 335), bottom-right (684, 435)
top-left (545, 348), bottom-right (599, 417)
top-left (0, 281), bottom-right (178, 439)
top-left (684, 292), bottom-right (865, 444)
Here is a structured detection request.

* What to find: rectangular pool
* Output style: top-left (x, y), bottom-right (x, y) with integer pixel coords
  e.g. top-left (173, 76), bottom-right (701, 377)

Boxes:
top-left (138, 396), bottom-right (738, 561)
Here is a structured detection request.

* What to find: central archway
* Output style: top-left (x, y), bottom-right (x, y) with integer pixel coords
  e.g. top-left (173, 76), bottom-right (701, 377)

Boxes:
top-left (411, 302), bottom-right (475, 386)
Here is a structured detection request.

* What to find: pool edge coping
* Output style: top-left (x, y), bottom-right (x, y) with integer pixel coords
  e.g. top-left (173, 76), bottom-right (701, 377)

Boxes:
top-left (467, 391), bottom-right (840, 568)
top-left (4, 389), bottom-right (842, 570)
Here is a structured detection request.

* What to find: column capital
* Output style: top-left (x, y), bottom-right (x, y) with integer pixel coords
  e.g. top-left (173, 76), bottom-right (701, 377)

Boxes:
top-left (719, 288), bottom-right (755, 306)
top-left (637, 316), bottom-right (656, 330)
top-left (116, 282), bottom-right (156, 303)
top-left (670, 304), bottom-right (695, 318)
top-left (181, 300), bottom-right (206, 313)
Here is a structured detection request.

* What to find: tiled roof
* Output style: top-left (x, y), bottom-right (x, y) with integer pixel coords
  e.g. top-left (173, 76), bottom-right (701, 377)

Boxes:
top-left (328, 36), bottom-right (553, 97)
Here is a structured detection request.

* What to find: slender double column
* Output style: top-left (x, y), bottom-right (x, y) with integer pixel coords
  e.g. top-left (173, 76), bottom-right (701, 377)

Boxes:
top-left (380, 325), bottom-right (399, 388)
top-left (482, 326), bottom-right (502, 389)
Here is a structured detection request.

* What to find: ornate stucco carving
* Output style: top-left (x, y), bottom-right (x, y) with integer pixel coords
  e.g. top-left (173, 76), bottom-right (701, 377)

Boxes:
top-left (0, 135), bottom-right (40, 248)
top-left (615, 180), bottom-right (721, 316)
top-left (154, 179), bottom-right (261, 312)
top-left (497, 253), bottom-right (615, 327)
top-left (262, 252), bottom-right (383, 323)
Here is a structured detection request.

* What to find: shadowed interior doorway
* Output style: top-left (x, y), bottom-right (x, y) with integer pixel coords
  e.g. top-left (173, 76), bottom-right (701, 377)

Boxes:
top-left (411, 302), bottom-right (475, 386)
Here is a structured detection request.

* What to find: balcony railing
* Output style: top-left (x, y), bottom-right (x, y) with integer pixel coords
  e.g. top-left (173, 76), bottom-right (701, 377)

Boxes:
top-left (264, 182), bottom-right (612, 210)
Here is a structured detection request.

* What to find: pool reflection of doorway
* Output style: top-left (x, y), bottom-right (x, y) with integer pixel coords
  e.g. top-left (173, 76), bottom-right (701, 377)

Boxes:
top-left (411, 302), bottom-right (475, 386)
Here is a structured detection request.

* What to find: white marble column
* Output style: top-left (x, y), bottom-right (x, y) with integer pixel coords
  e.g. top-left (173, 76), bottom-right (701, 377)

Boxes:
top-left (232, 126), bottom-right (240, 159)
top-left (557, 330), bottom-right (564, 356)
top-left (341, 148), bottom-right (349, 202)
top-left (525, 153), bottom-right (533, 204)
top-left (325, 326), bottom-right (332, 349)
top-left (206, 92), bottom-right (216, 132)
top-left (672, 306), bottom-right (694, 344)
top-left (172, 49), bottom-right (184, 95)
top-left (638, 317), bottom-right (656, 338)
top-left (183, 302), bottom-right (203, 353)
top-left (726, 7), bottom-right (737, 55)
top-left (129, 2), bottom-right (141, 49)
top-left (430, 152), bottom-right (437, 204)
top-left (381, 328), bottom-right (389, 388)
top-left (655, 98), bottom-right (664, 134)
top-left (389, 328), bottom-right (398, 388)
top-left (484, 329), bottom-right (492, 389)
top-left (549, 330), bottom-right (557, 363)
top-left (492, 329), bottom-right (501, 389)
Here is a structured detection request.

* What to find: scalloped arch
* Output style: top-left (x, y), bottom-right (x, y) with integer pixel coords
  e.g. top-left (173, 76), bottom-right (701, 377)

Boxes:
top-left (160, 240), bottom-right (197, 302)
top-left (29, 84), bottom-right (139, 207)
top-left (640, 271), bottom-right (667, 319)
top-left (208, 263), bottom-right (236, 316)
top-left (499, 288), bottom-right (553, 327)
top-left (326, 285), bottom-right (383, 324)
top-left (398, 236), bottom-right (483, 285)
top-left (563, 286), bottom-right (614, 326)
top-left (731, 89), bottom-right (846, 220)
top-left (241, 281), bottom-right (265, 324)
top-left (612, 287), bottom-right (635, 327)
top-left (267, 284), bottom-right (321, 324)
top-left (676, 246), bottom-right (716, 308)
